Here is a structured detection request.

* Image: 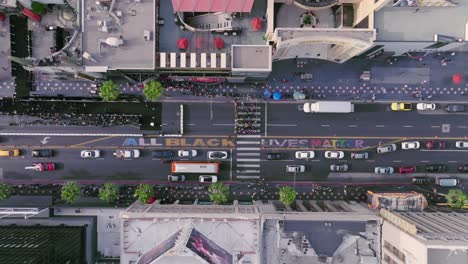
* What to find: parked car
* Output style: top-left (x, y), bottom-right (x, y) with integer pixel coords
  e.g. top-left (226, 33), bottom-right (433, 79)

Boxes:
top-left (391, 102), bottom-right (412, 111)
top-left (199, 175), bottom-right (218, 183)
top-left (80, 150), bottom-right (101, 158)
top-left (286, 165), bottom-right (305, 173)
top-left (426, 140), bottom-right (446, 149)
top-left (0, 149), bottom-right (20, 157)
top-left (330, 164), bottom-right (349, 172)
top-left (436, 178), bottom-right (459, 187)
top-left (32, 149), bottom-right (54, 158)
top-left (401, 141), bottom-right (420, 150)
top-left (168, 175), bottom-right (185, 181)
top-left (178, 150), bottom-right (197, 157)
top-left (25, 162), bottom-right (55, 172)
top-left (425, 164), bottom-right (447, 173)
top-left (113, 149), bottom-right (141, 159)
top-left (398, 166), bottom-right (417, 174)
top-left (152, 150), bottom-right (173, 158)
top-left (455, 141), bottom-right (468, 148)
top-left (374, 167), bottom-right (394, 174)
top-left (446, 104), bottom-right (465, 112)
top-left (412, 177), bottom-right (435, 185)
top-left (295, 151), bottom-right (315, 159)
top-left (377, 144), bottom-right (397, 154)
top-left (267, 153), bottom-right (282, 160)
top-left (457, 165), bottom-right (468, 172)
top-left (324, 151), bottom-right (344, 159)
top-left (416, 103), bottom-right (436, 111)
top-left (208, 151), bottom-right (228, 160)
top-left (351, 152), bottom-right (368, 159)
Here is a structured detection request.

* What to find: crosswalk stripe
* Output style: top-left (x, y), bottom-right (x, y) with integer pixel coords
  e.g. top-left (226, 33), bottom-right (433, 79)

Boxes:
top-left (236, 175), bottom-right (261, 179)
top-left (236, 141), bottom-right (261, 144)
top-left (237, 147), bottom-right (260, 151)
top-left (237, 153), bottom-right (260, 156)
top-left (237, 158), bottom-right (261, 162)
top-left (237, 164), bottom-right (260, 168)
top-left (236, 170), bottom-right (261, 173)
top-left (237, 135), bottom-right (261, 138)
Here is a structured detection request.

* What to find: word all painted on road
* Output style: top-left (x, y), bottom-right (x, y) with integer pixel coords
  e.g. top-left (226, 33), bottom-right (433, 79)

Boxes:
top-left (262, 138), bottom-right (367, 149)
top-left (123, 137), bottom-right (235, 148)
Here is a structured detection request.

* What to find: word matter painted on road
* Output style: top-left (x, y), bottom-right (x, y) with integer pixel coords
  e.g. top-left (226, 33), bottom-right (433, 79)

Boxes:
top-left (123, 137), bottom-right (235, 148)
top-left (262, 138), bottom-right (367, 149)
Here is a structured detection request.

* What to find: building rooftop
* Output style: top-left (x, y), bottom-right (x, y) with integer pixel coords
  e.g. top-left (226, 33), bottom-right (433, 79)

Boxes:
top-left (375, 2), bottom-right (468, 41)
top-left (0, 16), bottom-right (12, 80)
top-left (231, 45), bottom-right (271, 71)
top-left (81, 0), bottom-right (155, 70)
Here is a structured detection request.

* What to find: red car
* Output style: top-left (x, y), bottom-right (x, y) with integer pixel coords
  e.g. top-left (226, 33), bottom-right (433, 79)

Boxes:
top-left (399, 166), bottom-right (416, 174)
top-left (26, 162), bottom-right (55, 172)
top-left (426, 140), bottom-right (446, 149)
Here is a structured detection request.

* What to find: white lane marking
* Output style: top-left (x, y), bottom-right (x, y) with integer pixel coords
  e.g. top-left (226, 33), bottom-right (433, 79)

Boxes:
top-left (310, 159), bottom-right (321, 162)
top-left (431, 125), bottom-right (441, 128)
top-left (376, 125), bottom-right (385, 127)
top-left (230, 149), bottom-right (233, 181)
top-left (421, 149), bottom-right (468, 152)
top-left (236, 170), bottom-right (261, 173)
top-left (213, 124), bottom-right (234, 126)
top-left (448, 161), bottom-right (458, 163)
top-left (420, 160), bottom-right (429, 163)
top-left (237, 147), bottom-right (261, 151)
top-left (458, 126), bottom-right (468, 128)
top-left (267, 124), bottom-right (297, 127)
top-left (393, 160), bottom-right (402, 163)
top-left (320, 125), bottom-right (331, 127)
top-left (403, 125), bottom-right (413, 128)
top-left (187, 123), bottom-right (196, 126)
top-left (366, 160), bottom-right (375, 162)
top-left (237, 158), bottom-right (261, 162)
top-left (237, 135), bottom-right (261, 138)
top-left (237, 164), bottom-right (261, 168)
top-left (260, 159), bottom-right (294, 162)
top-left (237, 153), bottom-right (261, 156)
top-left (348, 125), bottom-right (358, 127)
top-left (236, 141), bottom-right (261, 144)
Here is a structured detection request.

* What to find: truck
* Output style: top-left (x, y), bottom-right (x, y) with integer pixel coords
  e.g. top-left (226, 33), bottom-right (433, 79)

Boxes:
top-left (302, 101), bottom-right (354, 113)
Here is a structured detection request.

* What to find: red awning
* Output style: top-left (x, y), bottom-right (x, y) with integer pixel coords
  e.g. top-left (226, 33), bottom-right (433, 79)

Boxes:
top-left (251, 17), bottom-right (262, 31)
top-left (172, 0), bottom-right (254, 12)
top-left (177, 38), bottom-right (189, 50)
top-left (0, 13), bottom-right (5, 21)
top-left (213, 37), bottom-right (224, 49)
top-left (22, 8), bottom-right (41, 22)
top-left (452, 73), bottom-right (463, 84)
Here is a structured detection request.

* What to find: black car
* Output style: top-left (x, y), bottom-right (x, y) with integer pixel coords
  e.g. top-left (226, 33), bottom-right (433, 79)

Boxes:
top-left (425, 164), bottom-right (447, 173)
top-left (32, 149), bottom-right (54, 157)
top-left (412, 177), bottom-right (435, 185)
top-left (446, 104), bottom-right (465, 112)
top-left (152, 150), bottom-right (173, 158)
top-left (458, 165), bottom-right (468, 172)
top-left (267, 153), bottom-right (282, 160)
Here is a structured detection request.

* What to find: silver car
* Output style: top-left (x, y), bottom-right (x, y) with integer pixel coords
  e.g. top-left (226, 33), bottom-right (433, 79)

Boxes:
top-left (330, 164), bottom-right (349, 172)
top-left (377, 144), bottom-right (397, 154)
top-left (286, 165), bottom-right (305, 173)
top-left (374, 167), bottom-right (394, 174)
top-left (324, 151), bottom-right (345, 159)
top-left (351, 152), bottom-right (368, 159)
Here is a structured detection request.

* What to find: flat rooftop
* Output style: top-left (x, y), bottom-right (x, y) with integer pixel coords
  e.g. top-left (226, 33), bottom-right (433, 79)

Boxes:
top-left (375, 2), bottom-right (468, 41)
top-left (232, 45), bottom-right (271, 71)
top-left (82, 0), bottom-right (155, 70)
top-left (0, 17), bottom-right (12, 80)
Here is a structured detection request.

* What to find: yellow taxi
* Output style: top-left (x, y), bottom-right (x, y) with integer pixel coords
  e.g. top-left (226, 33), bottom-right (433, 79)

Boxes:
top-left (0, 149), bottom-right (20, 157)
top-left (391, 102), bottom-right (412, 111)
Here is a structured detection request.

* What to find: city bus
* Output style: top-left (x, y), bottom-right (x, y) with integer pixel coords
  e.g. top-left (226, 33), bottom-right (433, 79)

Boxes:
top-left (171, 162), bottom-right (220, 174)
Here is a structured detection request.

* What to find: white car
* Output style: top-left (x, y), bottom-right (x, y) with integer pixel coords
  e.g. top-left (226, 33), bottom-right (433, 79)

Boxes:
top-left (377, 144), bottom-right (397, 154)
top-left (286, 165), bottom-right (305, 173)
top-left (80, 150), bottom-right (101, 158)
top-left (455, 141), bottom-right (468, 148)
top-left (401, 141), bottom-right (420, 150)
top-left (199, 175), bottom-right (218, 183)
top-left (374, 167), bottom-right (394, 174)
top-left (416, 103), bottom-right (436, 111)
top-left (324, 151), bottom-right (344, 159)
top-left (113, 149), bottom-right (140, 159)
top-left (295, 151), bottom-right (315, 159)
top-left (178, 150), bottom-right (197, 157)
top-left (208, 151), bottom-right (228, 160)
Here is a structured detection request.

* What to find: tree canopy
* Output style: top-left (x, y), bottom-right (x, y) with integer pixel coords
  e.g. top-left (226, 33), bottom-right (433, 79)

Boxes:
top-left (99, 81), bottom-right (120, 101)
top-left (208, 182), bottom-right (229, 205)
top-left (0, 183), bottom-right (12, 200)
top-left (61, 182), bottom-right (81, 204)
top-left (134, 184), bottom-right (154, 204)
top-left (143, 80), bottom-right (164, 101)
top-left (447, 189), bottom-right (466, 209)
top-left (279, 186), bottom-right (296, 206)
top-left (99, 183), bottom-right (119, 204)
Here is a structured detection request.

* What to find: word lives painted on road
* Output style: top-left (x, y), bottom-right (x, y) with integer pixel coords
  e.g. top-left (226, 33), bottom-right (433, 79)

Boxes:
top-left (261, 138), bottom-right (368, 149)
top-left (123, 137), bottom-right (235, 148)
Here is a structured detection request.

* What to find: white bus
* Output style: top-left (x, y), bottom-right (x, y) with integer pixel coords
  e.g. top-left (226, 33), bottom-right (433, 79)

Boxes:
top-left (171, 162), bottom-right (220, 174)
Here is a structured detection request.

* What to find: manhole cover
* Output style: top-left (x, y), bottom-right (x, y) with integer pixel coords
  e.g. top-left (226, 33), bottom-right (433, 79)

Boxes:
top-left (442, 124), bottom-right (450, 133)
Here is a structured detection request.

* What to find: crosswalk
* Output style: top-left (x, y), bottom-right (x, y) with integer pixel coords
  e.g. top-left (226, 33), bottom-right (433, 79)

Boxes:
top-left (235, 136), bottom-right (261, 179)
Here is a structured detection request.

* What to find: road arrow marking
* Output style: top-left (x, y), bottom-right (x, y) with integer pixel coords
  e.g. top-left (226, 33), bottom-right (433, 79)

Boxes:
top-left (40, 137), bottom-right (51, 145)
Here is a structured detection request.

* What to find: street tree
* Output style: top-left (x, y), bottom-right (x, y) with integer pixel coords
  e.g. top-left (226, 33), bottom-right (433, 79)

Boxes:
top-left (99, 80), bottom-right (120, 101)
top-left (61, 182), bottom-right (81, 204)
top-left (31, 2), bottom-right (46, 14)
top-left (279, 186), bottom-right (296, 206)
top-left (143, 80), bottom-right (164, 101)
top-left (447, 189), bottom-right (467, 209)
top-left (0, 183), bottom-right (12, 200)
top-left (134, 184), bottom-right (154, 204)
top-left (99, 183), bottom-right (119, 204)
top-left (208, 182), bottom-right (229, 205)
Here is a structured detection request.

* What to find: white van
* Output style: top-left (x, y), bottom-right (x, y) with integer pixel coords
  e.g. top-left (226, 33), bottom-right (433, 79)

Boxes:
top-left (436, 178), bottom-right (459, 187)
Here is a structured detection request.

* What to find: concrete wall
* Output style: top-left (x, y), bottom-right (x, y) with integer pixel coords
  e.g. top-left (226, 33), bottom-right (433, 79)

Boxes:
top-left (382, 221), bottom-right (427, 264)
